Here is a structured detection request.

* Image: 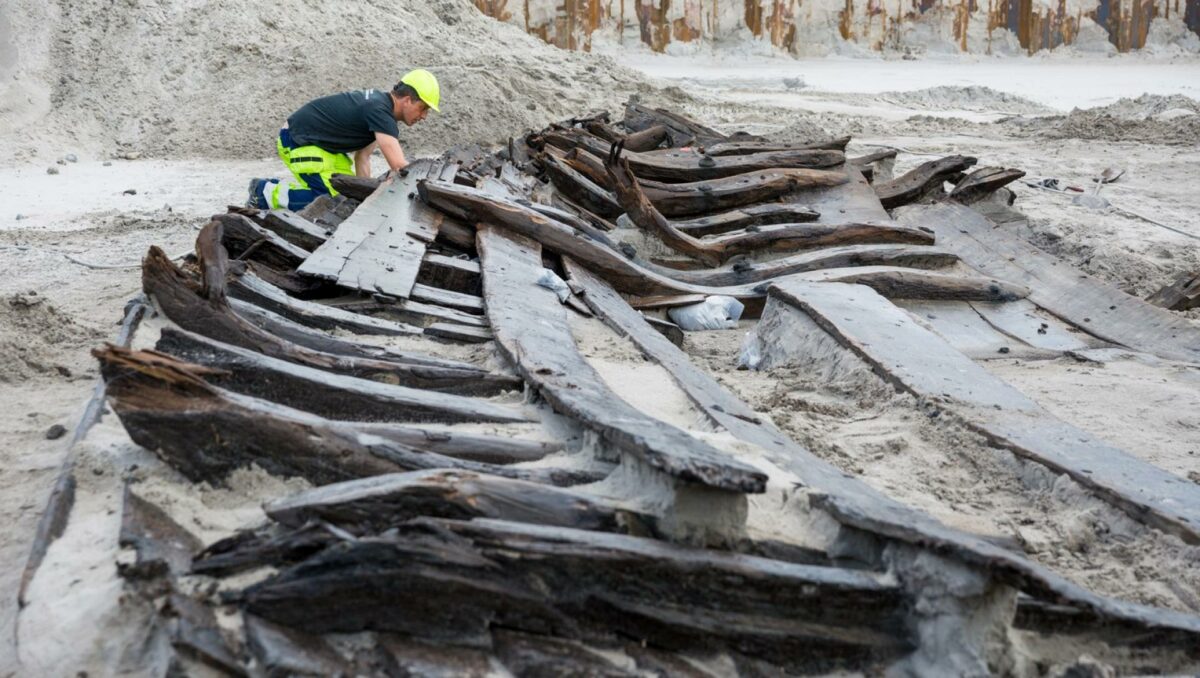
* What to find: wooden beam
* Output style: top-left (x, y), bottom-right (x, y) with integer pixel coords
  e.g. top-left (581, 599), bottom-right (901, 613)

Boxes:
top-left (409, 283), bottom-right (484, 315)
top-left (623, 101), bottom-right (728, 147)
top-left (904, 203), bottom-right (1200, 363)
top-left (1146, 271), bottom-right (1200, 311)
top-left (417, 252), bottom-right (481, 293)
top-left (673, 203), bottom-right (821, 237)
top-left (215, 213), bottom-right (309, 270)
top-left (478, 224), bottom-right (767, 494)
top-left (229, 271), bottom-right (422, 336)
top-left (664, 245), bottom-right (959, 288)
top-left (261, 210), bottom-right (331, 251)
top-left (700, 137), bottom-right (852, 156)
top-left (949, 167), bottom-right (1027, 205)
top-left (873, 155), bottom-right (978, 209)
top-left (424, 322), bottom-right (493, 344)
top-left (769, 279), bottom-right (1200, 545)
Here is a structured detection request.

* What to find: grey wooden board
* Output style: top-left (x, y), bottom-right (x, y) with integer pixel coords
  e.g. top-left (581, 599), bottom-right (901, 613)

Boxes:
top-left (771, 279), bottom-right (1200, 545)
top-left (410, 283), bottom-right (484, 314)
top-left (424, 322), bottom-right (493, 344)
top-left (564, 260), bottom-right (1200, 637)
top-left (899, 301), bottom-right (1050, 359)
top-left (479, 227), bottom-right (767, 494)
top-left (903, 202), bottom-right (1200, 363)
top-left (970, 299), bottom-right (1096, 353)
top-left (786, 164), bottom-right (891, 225)
top-left (229, 273), bottom-right (422, 336)
top-left (299, 159), bottom-right (436, 299)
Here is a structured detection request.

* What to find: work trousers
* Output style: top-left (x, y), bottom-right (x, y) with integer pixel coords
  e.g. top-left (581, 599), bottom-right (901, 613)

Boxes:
top-left (271, 128), bottom-right (355, 211)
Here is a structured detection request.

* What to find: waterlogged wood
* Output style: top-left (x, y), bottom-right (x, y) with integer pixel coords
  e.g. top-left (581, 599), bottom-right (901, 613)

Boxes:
top-left (418, 252), bottom-right (481, 293)
top-left (640, 168), bottom-right (849, 217)
top-left (96, 347), bottom-right (576, 488)
top-left (229, 271), bottom-right (423, 336)
top-left (544, 128), bottom-right (845, 182)
top-left (673, 203), bottom-right (821, 237)
top-left (298, 193), bottom-right (359, 229)
top-left (265, 469), bottom-right (648, 535)
top-left (849, 149), bottom-right (899, 166)
top-left (905, 202), bottom-right (1200, 364)
top-left (229, 299), bottom-right (478, 369)
top-left (790, 165), bottom-right (892, 225)
top-left (118, 487), bottom-right (202, 579)
top-left (424, 322), bottom-right (494, 344)
top-left (478, 225), bottom-right (767, 493)
top-left (1146, 271), bottom-right (1200, 312)
top-left (261, 210), bottom-right (331, 250)
top-left (241, 518), bottom-right (909, 669)
top-left (664, 245), bottom-right (959, 288)
top-left (244, 615), bottom-right (356, 678)
top-left (410, 283), bottom-right (484, 314)
top-left (156, 326), bottom-right (518, 397)
top-left (540, 152), bottom-right (623, 217)
top-left (350, 424), bottom-right (561, 465)
top-left (874, 155), bottom-right (978, 209)
top-left (329, 174), bottom-right (381, 202)
top-left (584, 120), bottom-right (669, 152)
top-left (949, 167), bottom-right (1027, 205)
top-left (792, 266), bottom-right (1029, 302)
top-left (701, 137), bottom-right (852, 156)
top-left (337, 295), bottom-right (489, 328)
top-left (565, 260), bottom-right (1200, 643)
top-left (623, 101), bottom-right (728, 147)
top-left (216, 213), bottom-right (310, 270)
top-left (770, 280), bottom-right (1200, 544)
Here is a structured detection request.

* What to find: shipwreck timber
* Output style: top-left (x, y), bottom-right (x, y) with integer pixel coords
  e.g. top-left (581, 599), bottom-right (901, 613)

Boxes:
top-left (15, 101), bottom-right (1200, 676)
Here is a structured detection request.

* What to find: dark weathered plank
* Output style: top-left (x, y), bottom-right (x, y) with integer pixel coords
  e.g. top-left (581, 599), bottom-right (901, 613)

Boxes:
top-left (229, 271), bottom-right (422, 336)
top-left (262, 210), bottom-right (331, 251)
top-left (540, 152), bottom-right (623, 217)
top-left (418, 252), bottom-right (481, 293)
top-left (1146, 271), bottom-right (1200, 312)
top-left (673, 203), bottom-right (821, 237)
top-left (297, 193), bottom-right (359, 229)
top-left (424, 322), bottom-right (493, 343)
top-left (969, 299), bottom-right (1095, 352)
top-left (873, 155), bottom-right (978, 209)
top-left (478, 225), bottom-right (766, 493)
top-left (350, 424), bottom-right (561, 465)
top-left (787, 164), bottom-right (892, 225)
top-left (244, 615), bottom-right (356, 677)
top-left (153, 327), bottom-right (526, 420)
top-left (904, 202), bottom-right (1200, 363)
top-left (949, 167), bottom-right (1026, 205)
top-left (265, 469), bottom-right (649, 534)
top-left (623, 101), bottom-right (728, 147)
top-left (335, 295), bottom-right (489, 328)
top-left (770, 279), bottom-right (1200, 544)
top-left (241, 517), bottom-right (909, 670)
top-left (216, 213), bottom-right (310, 270)
top-left (701, 137), bottom-right (851, 155)
top-left (229, 299), bottom-right (479, 369)
top-left (665, 244), bottom-right (959, 288)
top-left (156, 326), bottom-right (518, 397)
top-left (630, 168), bottom-right (849, 218)
top-left (410, 283), bottom-right (484, 314)
top-left (96, 347), bottom-right (582, 488)
top-left (564, 260), bottom-right (1200, 642)
top-left (118, 487), bottom-right (202, 579)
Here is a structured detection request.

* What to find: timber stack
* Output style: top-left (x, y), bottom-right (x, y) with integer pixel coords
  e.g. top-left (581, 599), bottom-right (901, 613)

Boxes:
top-left (16, 100), bottom-right (1200, 676)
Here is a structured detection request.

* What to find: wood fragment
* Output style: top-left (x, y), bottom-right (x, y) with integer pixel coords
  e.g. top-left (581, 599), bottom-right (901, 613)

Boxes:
top-left (873, 155), bottom-right (978, 209)
top-left (623, 101), bottom-right (728, 147)
top-left (261, 210), bottom-right (331, 250)
top-left (216, 213), bottom-right (310, 270)
top-left (949, 167), bottom-right (1027, 205)
top-left (673, 203), bottom-right (821, 237)
top-left (424, 322), bottom-right (494, 344)
top-left (328, 174), bottom-right (381, 202)
top-left (701, 137), bottom-right (852, 155)
top-left (229, 271), bottom-right (423, 336)
top-left (478, 224), bottom-right (767, 493)
top-left (1146, 271), bottom-right (1200, 311)
top-left (418, 252), bottom-right (481, 294)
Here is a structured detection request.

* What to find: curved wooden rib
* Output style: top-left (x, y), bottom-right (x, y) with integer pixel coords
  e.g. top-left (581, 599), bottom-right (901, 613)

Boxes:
top-left (666, 245), bottom-right (959, 287)
top-left (673, 203), bottom-right (821, 237)
top-left (699, 137), bottom-right (852, 156)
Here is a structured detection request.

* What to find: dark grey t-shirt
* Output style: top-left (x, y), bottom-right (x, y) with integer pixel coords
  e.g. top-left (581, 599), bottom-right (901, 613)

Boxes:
top-left (286, 89), bottom-right (400, 153)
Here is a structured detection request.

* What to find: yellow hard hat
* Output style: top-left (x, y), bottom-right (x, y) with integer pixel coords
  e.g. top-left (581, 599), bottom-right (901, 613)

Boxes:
top-left (401, 69), bottom-right (440, 112)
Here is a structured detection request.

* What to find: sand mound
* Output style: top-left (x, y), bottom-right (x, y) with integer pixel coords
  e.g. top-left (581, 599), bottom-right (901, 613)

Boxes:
top-left (0, 0), bottom-right (649, 162)
top-left (877, 86), bottom-right (1055, 115)
top-left (1038, 94), bottom-right (1200, 145)
top-left (0, 291), bottom-right (102, 384)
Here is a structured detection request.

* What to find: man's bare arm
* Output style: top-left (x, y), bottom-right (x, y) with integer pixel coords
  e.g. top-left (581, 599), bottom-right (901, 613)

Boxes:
top-left (374, 132), bottom-right (408, 173)
top-left (354, 142), bottom-right (378, 178)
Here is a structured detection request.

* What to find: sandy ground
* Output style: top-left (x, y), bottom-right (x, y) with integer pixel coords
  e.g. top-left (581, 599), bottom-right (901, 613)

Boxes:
top-left (3, 52), bottom-right (1200, 673)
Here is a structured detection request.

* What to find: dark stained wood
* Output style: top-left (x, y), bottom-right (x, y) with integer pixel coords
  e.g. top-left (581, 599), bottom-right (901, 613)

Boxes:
top-left (949, 167), bottom-right (1027, 205)
top-left (95, 346), bottom-right (582, 488)
top-left (849, 149), bottom-right (899, 166)
top-left (261, 210), bottom-right (331, 251)
top-left (905, 203), bottom-right (1200, 363)
top-left (789, 164), bottom-right (892, 225)
top-left (644, 315), bottom-right (685, 347)
top-left (215, 213), bottom-right (309, 270)
top-left (349, 423), bottom-right (561, 465)
top-left (664, 244), bottom-right (958, 288)
top-left (1146, 271), bottom-right (1200, 311)
top-left (424, 322), bottom-right (494, 344)
top-left (337, 294), bottom-right (489, 328)
top-left (329, 174), bottom-right (381, 202)
top-left (229, 299), bottom-right (478, 369)
top-left (229, 271), bottom-right (423, 336)
top-left (410, 283), bottom-right (484, 315)
top-left (244, 615), bottom-right (356, 677)
top-left (540, 152), bottom-right (623, 218)
top-left (240, 517), bottom-right (909, 671)
top-left (118, 486), bottom-right (202, 579)
top-left (155, 326), bottom-right (518, 398)
top-left (769, 279), bottom-right (1200, 545)
top-left (478, 225), bottom-right (767, 493)
top-left (418, 252), bottom-right (481, 294)
top-left (873, 155), bottom-right (978, 209)
top-left (790, 266), bottom-right (1029, 302)
top-left (673, 203), bottom-right (821, 237)
top-left (297, 193), bottom-right (359, 230)
top-left (564, 259), bottom-right (1200, 641)
top-left (265, 469), bottom-right (650, 535)
top-left (584, 120), bottom-right (669, 152)
top-left (701, 136), bottom-right (851, 155)
top-left (623, 101), bottom-right (728, 147)
top-left (543, 128), bottom-right (845, 182)
top-left (641, 168), bottom-right (848, 217)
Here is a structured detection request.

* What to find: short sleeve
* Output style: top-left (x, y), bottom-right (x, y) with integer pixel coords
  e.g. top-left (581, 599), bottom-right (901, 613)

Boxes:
top-left (365, 95), bottom-right (400, 138)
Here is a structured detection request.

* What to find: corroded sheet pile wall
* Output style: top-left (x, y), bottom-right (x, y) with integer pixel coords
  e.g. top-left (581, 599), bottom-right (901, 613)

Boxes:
top-left (473, 0), bottom-right (1200, 54)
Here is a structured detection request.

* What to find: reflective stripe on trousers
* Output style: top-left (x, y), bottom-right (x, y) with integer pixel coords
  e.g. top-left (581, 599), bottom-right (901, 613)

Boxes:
top-left (271, 128), bottom-right (355, 211)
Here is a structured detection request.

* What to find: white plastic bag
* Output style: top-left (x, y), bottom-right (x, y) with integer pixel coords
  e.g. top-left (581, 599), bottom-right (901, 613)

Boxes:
top-left (736, 329), bottom-right (763, 370)
top-left (667, 295), bottom-right (744, 331)
top-left (535, 268), bottom-right (571, 303)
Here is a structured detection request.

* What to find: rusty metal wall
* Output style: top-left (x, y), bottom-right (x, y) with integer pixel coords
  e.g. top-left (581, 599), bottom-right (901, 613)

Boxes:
top-left (474, 0), bottom-right (1200, 53)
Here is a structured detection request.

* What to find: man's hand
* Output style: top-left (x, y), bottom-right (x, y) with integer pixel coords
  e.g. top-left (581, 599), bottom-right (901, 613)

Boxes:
top-left (354, 142), bottom-right (378, 178)
top-left (374, 132), bottom-right (409, 173)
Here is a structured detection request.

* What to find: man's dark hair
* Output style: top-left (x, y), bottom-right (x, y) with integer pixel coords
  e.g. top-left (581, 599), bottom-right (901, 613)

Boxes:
top-left (392, 82), bottom-right (419, 101)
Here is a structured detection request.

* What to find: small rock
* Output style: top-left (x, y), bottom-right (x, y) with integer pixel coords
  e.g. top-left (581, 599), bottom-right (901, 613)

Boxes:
top-left (46, 167), bottom-right (59, 175)
top-left (998, 346), bottom-right (1010, 354)
top-left (526, 102), bottom-right (537, 111)
top-left (102, 161), bottom-right (112, 167)
top-left (123, 188), bottom-right (137, 195)
top-left (56, 158), bottom-right (67, 165)
top-left (122, 152), bottom-right (141, 160)
top-left (45, 424), bottom-right (68, 440)
top-left (15, 213), bottom-right (26, 221)
top-left (782, 76), bottom-right (806, 90)
top-left (55, 365), bottom-right (72, 378)
top-left (66, 153), bottom-right (78, 163)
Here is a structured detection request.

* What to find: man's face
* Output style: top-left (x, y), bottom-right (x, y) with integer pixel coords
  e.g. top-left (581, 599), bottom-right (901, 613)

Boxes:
top-left (399, 98), bottom-right (430, 126)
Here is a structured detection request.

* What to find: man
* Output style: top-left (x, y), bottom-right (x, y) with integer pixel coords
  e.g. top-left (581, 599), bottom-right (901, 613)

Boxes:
top-left (247, 69), bottom-right (440, 211)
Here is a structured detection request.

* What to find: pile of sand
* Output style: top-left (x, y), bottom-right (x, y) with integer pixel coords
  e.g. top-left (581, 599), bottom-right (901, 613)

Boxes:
top-left (877, 86), bottom-right (1055, 115)
top-left (0, 0), bottom-right (650, 162)
top-left (0, 291), bottom-right (102, 384)
top-left (1036, 94), bottom-right (1200, 145)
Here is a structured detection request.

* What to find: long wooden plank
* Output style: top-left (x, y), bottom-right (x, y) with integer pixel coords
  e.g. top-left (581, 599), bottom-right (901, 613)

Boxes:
top-left (229, 272), bottom-right (422, 336)
top-left (478, 225), bottom-right (766, 494)
top-left (262, 210), bottom-right (331, 250)
top-left (787, 164), bottom-right (891, 225)
top-left (563, 260), bottom-right (1200, 641)
top-left (904, 203), bottom-right (1200, 363)
top-left (770, 279), bottom-right (1200, 544)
